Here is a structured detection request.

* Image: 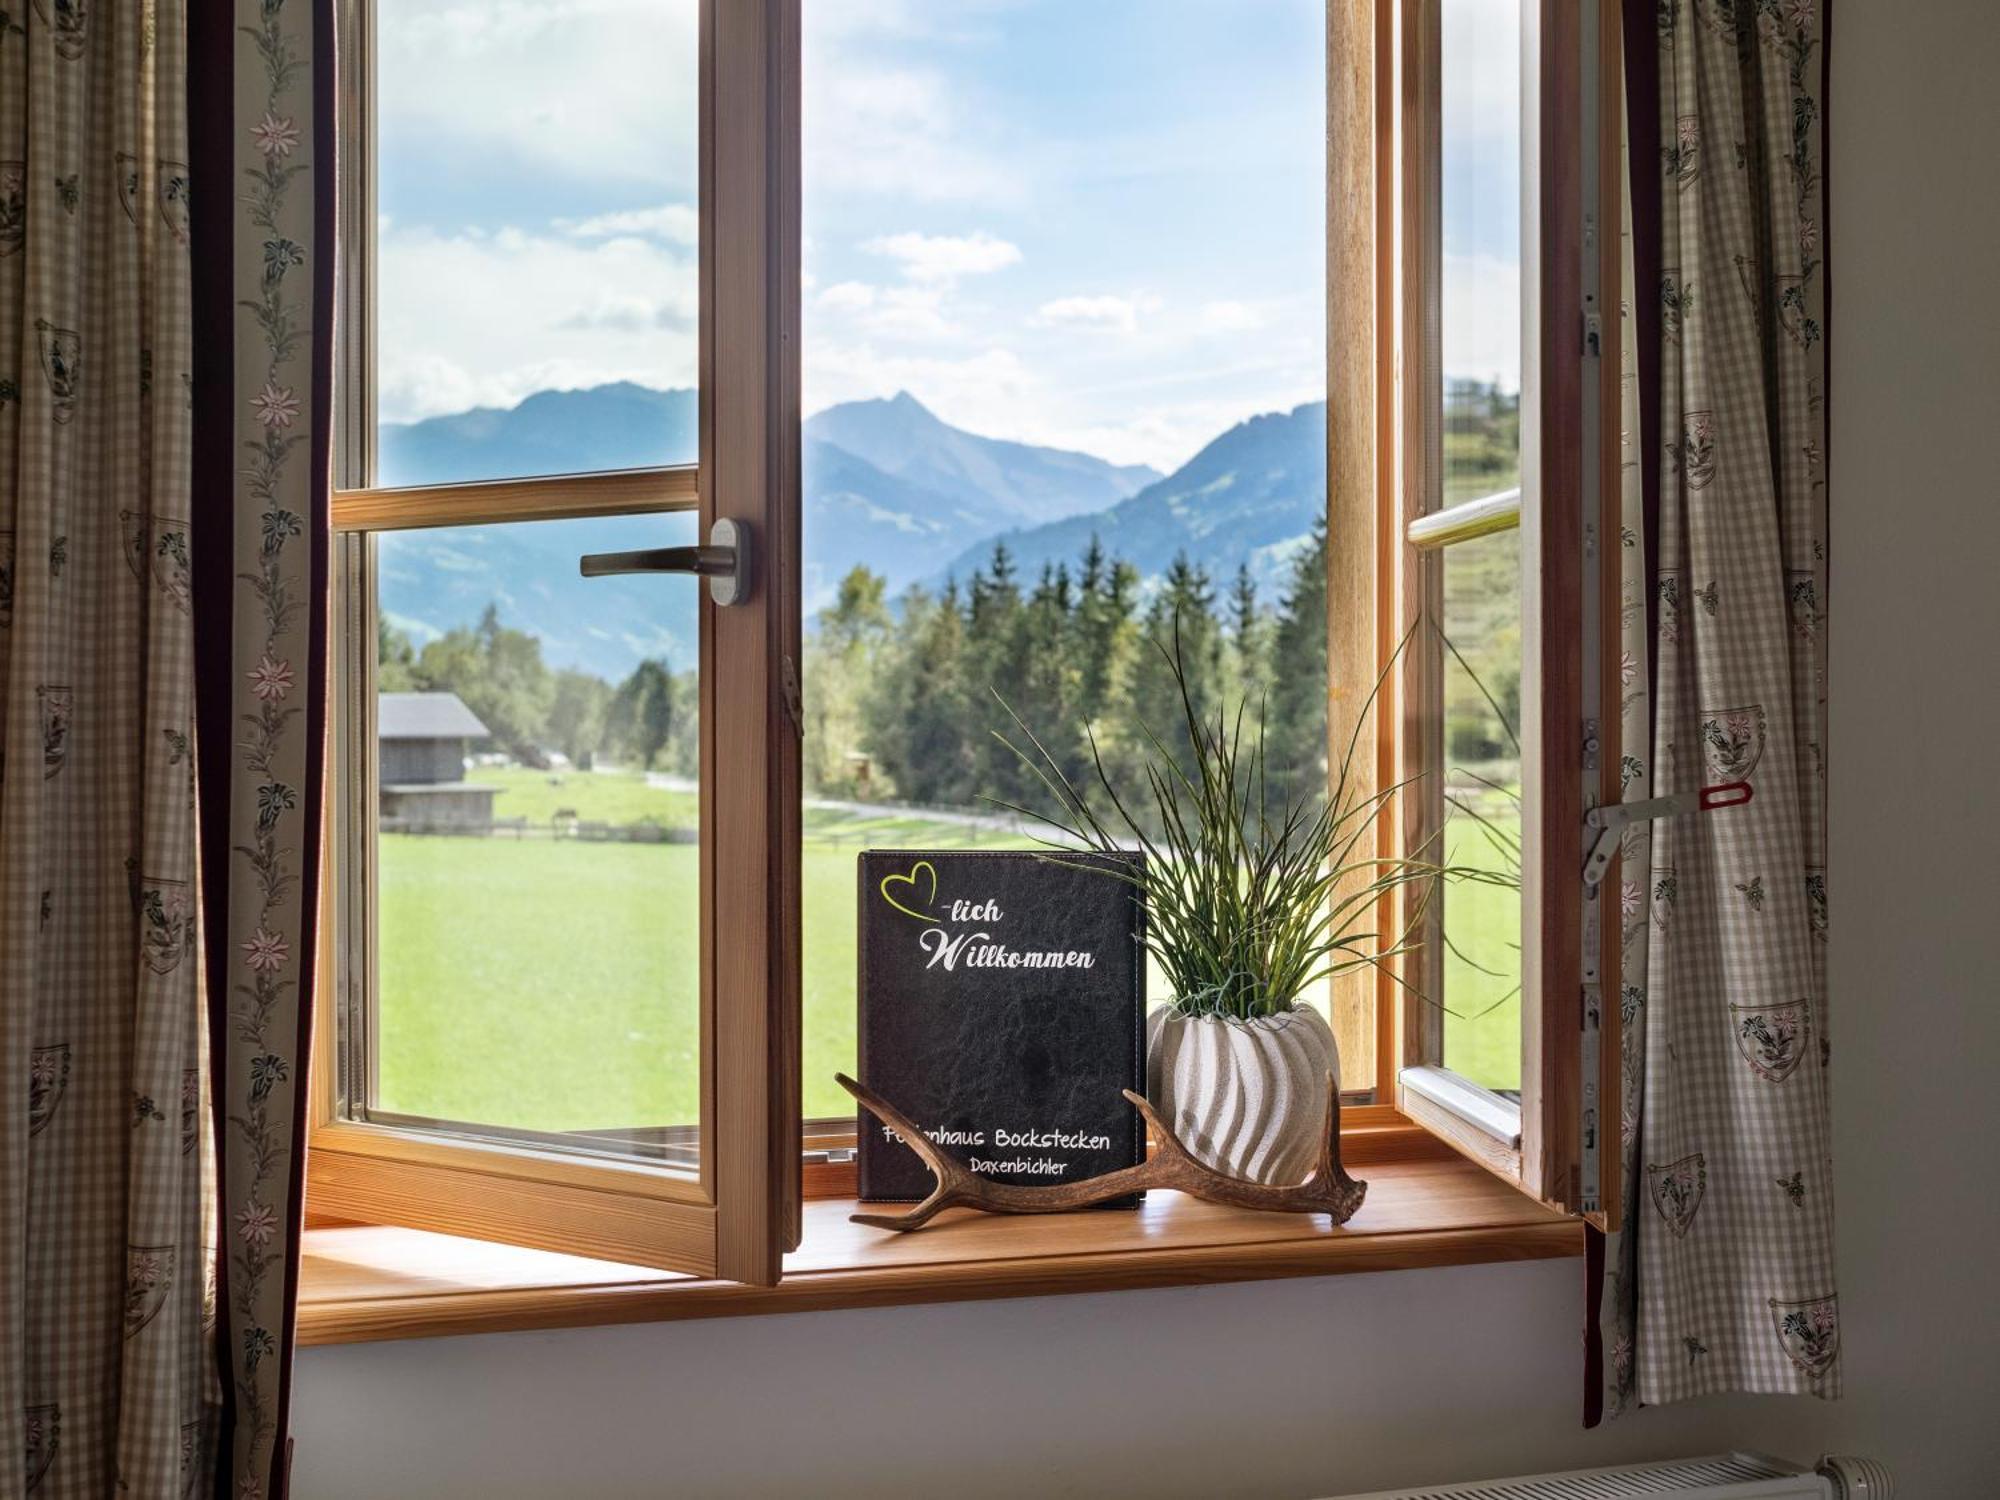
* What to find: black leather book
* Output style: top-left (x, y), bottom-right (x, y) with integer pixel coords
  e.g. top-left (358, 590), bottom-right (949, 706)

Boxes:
top-left (856, 850), bottom-right (1147, 1204)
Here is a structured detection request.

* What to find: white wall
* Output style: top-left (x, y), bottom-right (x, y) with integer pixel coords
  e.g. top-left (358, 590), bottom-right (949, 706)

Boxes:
top-left (293, 5), bottom-right (2000, 1494)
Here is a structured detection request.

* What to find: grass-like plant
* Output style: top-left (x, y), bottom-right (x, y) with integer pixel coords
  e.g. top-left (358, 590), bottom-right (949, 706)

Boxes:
top-left (992, 619), bottom-right (1501, 1023)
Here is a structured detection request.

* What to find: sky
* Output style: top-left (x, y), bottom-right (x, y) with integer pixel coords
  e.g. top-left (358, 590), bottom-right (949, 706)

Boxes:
top-left (375, 0), bottom-right (1519, 477)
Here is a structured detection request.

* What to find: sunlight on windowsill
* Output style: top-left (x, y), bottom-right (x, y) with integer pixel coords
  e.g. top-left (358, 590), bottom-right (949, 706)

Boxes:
top-left (298, 1150), bottom-right (1578, 1346)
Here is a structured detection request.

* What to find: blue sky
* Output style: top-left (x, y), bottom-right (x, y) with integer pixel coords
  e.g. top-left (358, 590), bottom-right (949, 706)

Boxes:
top-left (375, 0), bottom-right (1517, 474)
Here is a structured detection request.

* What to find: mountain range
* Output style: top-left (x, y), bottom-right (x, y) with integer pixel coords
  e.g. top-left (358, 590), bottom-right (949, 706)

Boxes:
top-left (375, 383), bottom-right (1324, 678)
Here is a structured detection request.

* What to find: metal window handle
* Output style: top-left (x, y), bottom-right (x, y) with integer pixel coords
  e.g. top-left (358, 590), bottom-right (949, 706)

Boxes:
top-left (579, 518), bottom-right (753, 606)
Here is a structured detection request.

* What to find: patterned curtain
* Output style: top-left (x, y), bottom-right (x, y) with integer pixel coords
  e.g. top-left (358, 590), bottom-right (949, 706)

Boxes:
top-left (0, 0), bottom-right (327, 1493)
top-left (188, 0), bottom-right (332, 1493)
top-left (1, 0), bottom-right (222, 1495)
top-left (1600, 0), bottom-right (1834, 1413)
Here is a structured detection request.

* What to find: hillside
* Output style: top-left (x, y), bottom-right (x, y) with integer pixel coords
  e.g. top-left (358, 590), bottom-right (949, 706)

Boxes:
top-left (935, 401), bottom-right (1328, 595)
top-left (375, 384), bottom-right (1167, 674)
top-left (804, 391), bottom-right (1160, 529)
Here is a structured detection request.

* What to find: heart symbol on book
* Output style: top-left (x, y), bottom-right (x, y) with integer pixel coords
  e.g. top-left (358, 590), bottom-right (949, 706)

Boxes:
top-left (879, 860), bottom-right (940, 925)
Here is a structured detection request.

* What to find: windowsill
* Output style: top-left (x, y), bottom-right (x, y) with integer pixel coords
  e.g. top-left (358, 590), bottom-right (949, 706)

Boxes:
top-left (298, 1151), bottom-right (1579, 1346)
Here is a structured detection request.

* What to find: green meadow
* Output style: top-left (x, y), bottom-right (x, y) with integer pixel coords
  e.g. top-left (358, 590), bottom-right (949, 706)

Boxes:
top-left (375, 767), bottom-right (1520, 1132)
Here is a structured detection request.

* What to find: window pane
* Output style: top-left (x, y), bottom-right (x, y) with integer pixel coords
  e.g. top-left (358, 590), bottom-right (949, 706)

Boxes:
top-left (372, 0), bottom-right (699, 486)
top-left (800, 2), bottom-right (1342, 1119)
top-left (1439, 525), bottom-right (1522, 1095)
top-left (1440, 0), bottom-right (1522, 507)
top-left (365, 512), bottom-right (701, 1159)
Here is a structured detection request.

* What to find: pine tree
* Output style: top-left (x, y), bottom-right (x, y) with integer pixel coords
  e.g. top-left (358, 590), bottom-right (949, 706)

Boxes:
top-left (1123, 552), bottom-right (1225, 806)
top-left (964, 545), bottom-right (1027, 803)
top-left (996, 562), bottom-right (1084, 804)
top-left (1228, 562), bottom-right (1272, 719)
top-left (378, 617), bottom-right (420, 692)
top-left (1074, 535), bottom-right (1138, 731)
top-left (1265, 521), bottom-right (1330, 817)
top-left (607, 659), bottom-right (675, 770)
top-left (870, 581), bottom-right (978, 805)
top-left (804, 565), bottom-right (892, 795)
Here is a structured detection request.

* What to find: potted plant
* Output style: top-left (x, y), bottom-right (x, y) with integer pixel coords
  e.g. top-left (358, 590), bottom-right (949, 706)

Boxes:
top-left (996, 624), bottom-right (1467, 1185)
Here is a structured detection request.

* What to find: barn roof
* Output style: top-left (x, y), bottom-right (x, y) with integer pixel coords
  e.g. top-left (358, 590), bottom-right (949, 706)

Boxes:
top-left (377, 692), bottom-right (490, 741)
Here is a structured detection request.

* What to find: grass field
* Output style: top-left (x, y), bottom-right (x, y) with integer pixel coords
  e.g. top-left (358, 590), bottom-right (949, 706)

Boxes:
top-left (376, 767), bottom-right (1521, 1129)
top-left (1439, 804), bottom-right (1523, 1093)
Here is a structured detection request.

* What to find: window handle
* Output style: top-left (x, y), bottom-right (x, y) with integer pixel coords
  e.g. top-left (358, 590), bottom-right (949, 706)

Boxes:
top-left (579, 518), bottom-right (753, 606)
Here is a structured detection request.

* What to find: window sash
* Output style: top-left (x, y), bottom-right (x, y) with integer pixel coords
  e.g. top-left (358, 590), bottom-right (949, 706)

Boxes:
top-left (308, 0), bottom-right (802, 1284)
top-left (1330, 0), bottom-right (1623, 1222)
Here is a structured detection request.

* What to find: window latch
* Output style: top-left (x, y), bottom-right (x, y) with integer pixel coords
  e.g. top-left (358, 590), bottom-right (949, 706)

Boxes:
top-left (579, 517), bottom-right (753, 607)
top-left (1581, 781), bottom-right (1753, 890)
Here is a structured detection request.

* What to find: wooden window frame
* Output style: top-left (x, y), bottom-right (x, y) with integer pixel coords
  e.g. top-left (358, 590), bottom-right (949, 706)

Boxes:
top-left (1332, 0), bottom-right (1625, 1222)
top-left (306, 0), bottom-right (1621, 1315)
top-left (307, 0), bottom-right (802, 1285)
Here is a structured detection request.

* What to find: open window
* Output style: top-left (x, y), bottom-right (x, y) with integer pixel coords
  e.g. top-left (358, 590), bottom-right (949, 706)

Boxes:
top-left (1333, 0), bottom-right (1624, 1220)
top-left (308, 0), bottom-right (1620, 1315)
top-left (309, 0), bottom-right (802, 1284)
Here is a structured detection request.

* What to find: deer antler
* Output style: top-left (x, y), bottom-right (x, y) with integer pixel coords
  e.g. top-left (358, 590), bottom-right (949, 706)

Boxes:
top-left (837, 1072), bottom-right (1367, 1233)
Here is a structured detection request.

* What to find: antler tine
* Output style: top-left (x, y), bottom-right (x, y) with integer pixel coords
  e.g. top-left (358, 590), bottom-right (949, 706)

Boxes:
top-left (838, 1072), bottom-right (978, 1232)
top-left (1310, 1071), bottom-right (1367, 1218)
top-left (1120, 1088), bottom-right (1197, 1169)
top-left (1312, 1071), bottom-right (1340, 1184)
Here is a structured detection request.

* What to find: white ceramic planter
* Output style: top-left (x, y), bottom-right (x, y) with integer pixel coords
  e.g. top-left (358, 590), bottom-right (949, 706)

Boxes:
top-left (1145, 1004), bottom-right (1340, 1185)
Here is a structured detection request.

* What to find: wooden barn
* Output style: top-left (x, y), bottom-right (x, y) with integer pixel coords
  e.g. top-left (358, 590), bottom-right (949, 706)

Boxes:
top-left (377, 692), bottom-right (497, 829)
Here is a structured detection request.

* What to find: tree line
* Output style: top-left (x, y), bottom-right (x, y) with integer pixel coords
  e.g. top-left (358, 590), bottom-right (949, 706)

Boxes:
top-left (378, 604), bottom-right (698, 777)
top-left (803, 529), bottom-right (1331, 828)
top-left (376, 531), bottom-right (1334, 830)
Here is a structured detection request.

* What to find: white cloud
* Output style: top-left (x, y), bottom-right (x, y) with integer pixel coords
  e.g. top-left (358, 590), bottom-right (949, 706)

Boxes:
top-left (1440, 0), bottom-right (1523, 148)
top-left (1035, 293), bottom-right (1159, 334)
top-left (376, 221), bottom-right (698, 423)
top-left (862, 230), bottom-right (1021, 285)
top-left (378, 0), bottom-right (700, 194)
top-left (1201, 299), bottom-right (1269, 333)
top-left (1440, 250), bottom-right (1522, 388)
top-left (817, 281), bottom-right (878, 313)
top-left (562, 202), bottom-right (698, 245)
top-left (814, 280), bottom-right (957, 338)
top-left (804, 341), bottom-right (1037, 435)
top-left (804, 61), bottom-right (1026, 206)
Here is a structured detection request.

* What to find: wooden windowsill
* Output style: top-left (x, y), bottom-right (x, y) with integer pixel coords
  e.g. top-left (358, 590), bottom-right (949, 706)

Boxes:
top-left (298, 1154), bottom-right (1580, 1346)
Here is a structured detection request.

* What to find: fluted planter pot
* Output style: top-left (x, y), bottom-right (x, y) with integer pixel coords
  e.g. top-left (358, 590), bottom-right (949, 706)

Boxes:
top-left (1145, 1003), bottom-right (1340, 1185)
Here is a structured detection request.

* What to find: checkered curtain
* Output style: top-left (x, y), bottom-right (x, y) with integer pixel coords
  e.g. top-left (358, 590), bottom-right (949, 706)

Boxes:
top-left (0, 0), bottom-right (330, 1493)
top-left (1599, 0), bottom-right (1836, 1414)
top-left (0, 0), bottom-right (223, 1495)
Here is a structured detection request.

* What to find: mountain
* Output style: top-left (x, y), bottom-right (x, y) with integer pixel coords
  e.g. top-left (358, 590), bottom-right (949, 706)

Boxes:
top-left (374, 384), bottom-right (1164, 677)
top-left (935, 401), bottom-right (1328, 597)
top-left (380, 382), bottom-right (699, 484)
top-left (803, 391), bottom-right (1160, 529)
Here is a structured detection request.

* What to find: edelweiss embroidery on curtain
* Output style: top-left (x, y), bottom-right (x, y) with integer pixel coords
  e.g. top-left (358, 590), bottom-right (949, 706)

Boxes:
top-left (200, 0), bottom-right (333, 1493)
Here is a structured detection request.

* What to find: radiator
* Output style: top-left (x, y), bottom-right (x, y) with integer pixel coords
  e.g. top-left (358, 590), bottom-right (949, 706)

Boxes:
top-left (1329, 1451), bottom-right (1894, 1500)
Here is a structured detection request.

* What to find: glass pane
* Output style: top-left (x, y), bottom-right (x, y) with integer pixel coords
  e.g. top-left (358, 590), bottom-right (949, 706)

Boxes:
top-left (1440, 0), bottom-right (1522, 507)
top-left (372, 0), bottom-right (699, 486)
top-left (367, 512), bottom-right (702, 1158)
top-left (800, 3), bottom-right (1343, 1119)
top-left (1440, 525), bottom-right (1522, 1094)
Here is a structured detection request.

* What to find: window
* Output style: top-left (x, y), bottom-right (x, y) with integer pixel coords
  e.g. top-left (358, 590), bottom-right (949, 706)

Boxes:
top-left (311, 0), bottom-right (802, 1284)
top-left (795, 0), bottom-right (1365, 1123)
top-left (1336, 0), bottom-right (1624, 1216)
top-left (310, 0), bottom-right (1624, 1301)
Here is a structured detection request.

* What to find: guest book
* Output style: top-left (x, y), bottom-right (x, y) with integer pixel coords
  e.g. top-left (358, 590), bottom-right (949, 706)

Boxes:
top-left (856, 850), bottom-right (1147, 1203)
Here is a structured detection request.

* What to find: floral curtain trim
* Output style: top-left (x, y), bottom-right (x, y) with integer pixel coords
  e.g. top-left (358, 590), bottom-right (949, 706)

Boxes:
top-left (211, 0), bottom-right (327, 1492)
